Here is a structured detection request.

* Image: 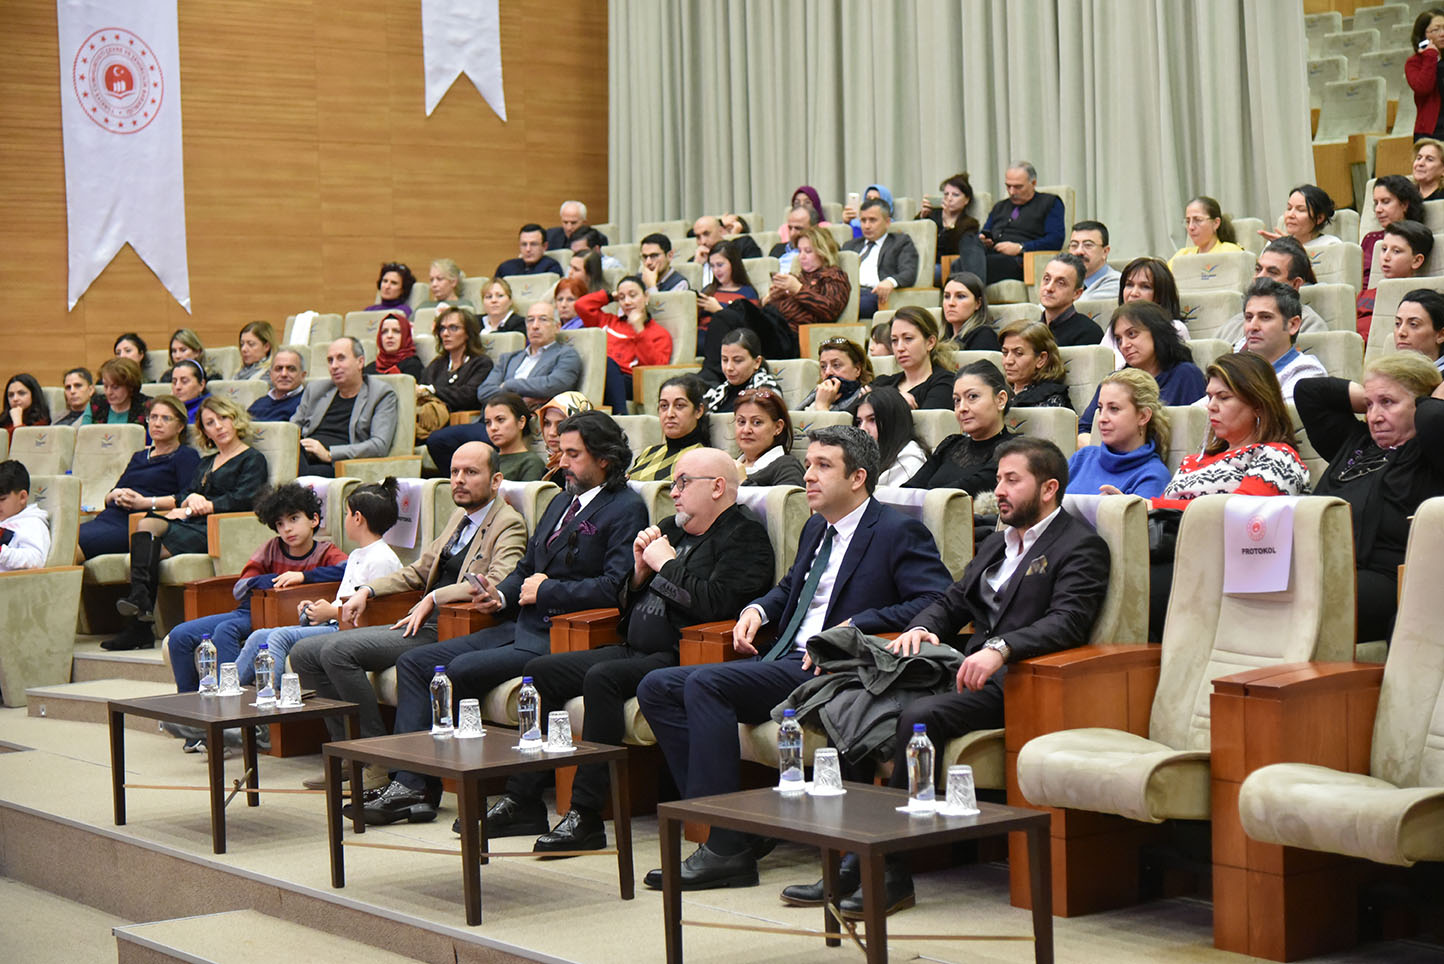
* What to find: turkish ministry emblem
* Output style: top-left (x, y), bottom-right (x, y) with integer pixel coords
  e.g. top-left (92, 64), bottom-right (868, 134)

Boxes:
top-left (72, 28), bottom-right (164, 133)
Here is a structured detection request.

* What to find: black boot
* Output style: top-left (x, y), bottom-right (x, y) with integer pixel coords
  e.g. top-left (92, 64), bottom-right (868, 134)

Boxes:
top-left (101, 615), bottom-right (155, 651)
top-left (116, 532), bottom-right (162, 621)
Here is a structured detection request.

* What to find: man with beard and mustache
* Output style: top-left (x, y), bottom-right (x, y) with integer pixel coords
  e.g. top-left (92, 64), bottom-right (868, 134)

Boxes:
top-left (352, 413), bottom-right (647, 825)
top-left (777, 436), bottom-right (1110, 920)
top-left (481, 448), bottom-right (774, 851)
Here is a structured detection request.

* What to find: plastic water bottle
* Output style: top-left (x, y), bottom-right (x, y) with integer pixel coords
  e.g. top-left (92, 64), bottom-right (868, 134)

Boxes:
top-left (517, 676), bottom-right (541, 747)
top-left (253, 643), bottom-right (276, 707)
top-left (906, 723), bottom-right (936, 812)
top-left (196, 634), bottom-right (218, 696)
top-left (777, 709), bottom-right (804, 793)
top-left (429, 666), bottom-right (453, 737)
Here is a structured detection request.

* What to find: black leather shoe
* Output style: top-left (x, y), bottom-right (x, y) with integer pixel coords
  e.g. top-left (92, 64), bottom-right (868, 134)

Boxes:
top-left (838, 865), bottom-right (915, 919)
top-left (642, 843), bottom-right (759, 891)
top-left (344, 781), bottom-right (437, 825)
top-left (101, 619), bottom-right (154, 651)
top-left (482, 794), bottom-right (549, 837)
top-left (749, 835), bottom-right (779, 861)
top-left (533, 808), bottom-right (606, 854)
top-left (779, 853), bottom-right (860, 907)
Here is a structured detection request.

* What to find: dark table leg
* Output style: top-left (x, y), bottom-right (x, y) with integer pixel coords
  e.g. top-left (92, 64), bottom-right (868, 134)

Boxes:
top-left (206, 723), bottom-right (227, 854)
top-left (348, 759), bottom-right (366, 834)
top-left (1027, 820), bottom-right (1054, 964)
top-left (458, 775), bottom-right (482, 926)
top-left (660, 815), bottom-right (682, 964)
top-left (326, 752), bottom-right (345, 888)
top-left (822, 848), bottom-right (841, 948)
top-left (109, 707), bottom-right (126, 826)
top-left (860, 854), bottom-right (887, 964)
top-left (242, 724), bottom-right (260, 807)
top-left (610, 756), bottom-right (634, 900)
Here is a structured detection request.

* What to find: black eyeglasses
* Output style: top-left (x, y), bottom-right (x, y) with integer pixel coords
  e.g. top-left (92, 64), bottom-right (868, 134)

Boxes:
top-left (670, 474), bottom-right (718, 492)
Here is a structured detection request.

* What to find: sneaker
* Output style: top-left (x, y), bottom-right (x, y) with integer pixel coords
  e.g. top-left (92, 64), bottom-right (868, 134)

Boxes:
top-left (181, 736), bottom-right (205, 753)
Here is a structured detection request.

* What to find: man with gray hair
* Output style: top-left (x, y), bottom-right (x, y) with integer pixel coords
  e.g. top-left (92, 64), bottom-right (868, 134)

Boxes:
top-left (635, 425), bottom-right (952, 892)
top-left (546, 200), bottom-right (607, 250)
top-left (290, 336), bottom-right (399, 478)
top-left (980, 160), bottom-right (1066, 284)
top-left (481, 447), bottom-right (776, 853)
top-left (248, 348), bottom-right (308, 421)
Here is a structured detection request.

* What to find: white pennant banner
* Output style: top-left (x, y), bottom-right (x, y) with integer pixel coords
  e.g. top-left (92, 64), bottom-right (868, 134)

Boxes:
top-left (421, 0), bottom-right (507, 121)
top-left (56, 0), bottom-right (190, 311)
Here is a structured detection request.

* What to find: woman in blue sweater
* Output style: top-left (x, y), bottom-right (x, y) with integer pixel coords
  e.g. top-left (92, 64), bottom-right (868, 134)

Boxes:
top-left (1078, 301), bottom-right (1204, 440)
top-left (1068, 368), bottom-right (1174, 498)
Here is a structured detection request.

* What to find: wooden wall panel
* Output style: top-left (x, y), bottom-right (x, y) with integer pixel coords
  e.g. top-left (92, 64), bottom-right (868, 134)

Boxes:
top-left (0, 0), bottom-right (609, 383)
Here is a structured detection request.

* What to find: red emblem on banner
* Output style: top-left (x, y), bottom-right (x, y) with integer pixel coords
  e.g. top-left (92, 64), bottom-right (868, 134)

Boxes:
top-left (1246, 515), bottom-right (1267, 541)
top-left (72, 28), bottom-right (164, 134)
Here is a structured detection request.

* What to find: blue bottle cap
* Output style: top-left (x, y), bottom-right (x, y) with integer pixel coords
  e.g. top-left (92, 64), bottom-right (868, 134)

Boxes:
top-left (913, 723), bottom-right (926, 732)
top-left (201, 634), bottom-right (211, 641)
top-left (522, 676), bottom-right (533, 684)
top-left (434, 665), bottom-right (446, 673)
top-left (258, 642), bottom-right (268, 650)
top-left (783, 708), bottom-right (796, 717)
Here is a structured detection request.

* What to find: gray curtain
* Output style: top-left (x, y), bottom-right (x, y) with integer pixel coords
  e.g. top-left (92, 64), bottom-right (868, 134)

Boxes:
top-left (607, 0), bottom-right (1313, 259)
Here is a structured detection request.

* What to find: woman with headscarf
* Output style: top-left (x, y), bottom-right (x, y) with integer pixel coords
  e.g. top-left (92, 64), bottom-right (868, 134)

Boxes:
top-left (534, 391), bottom-right (593, 485)
top-left (364, 313), bottom-right (423, 378)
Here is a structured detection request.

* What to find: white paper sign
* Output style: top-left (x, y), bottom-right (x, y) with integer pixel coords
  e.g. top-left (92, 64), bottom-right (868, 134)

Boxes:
top-left (1222, 496), bottom-right (1296, 594)
top-left (57, 1), bottom-right (191, 311)
top-left (384, 478), bottom-right (425, 549)
top-left (421, 0), bottom-right (507, 121)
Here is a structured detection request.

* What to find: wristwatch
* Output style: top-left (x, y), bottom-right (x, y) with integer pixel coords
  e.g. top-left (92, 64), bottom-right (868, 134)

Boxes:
top-left (982, 637), bottom-right (1011, 661)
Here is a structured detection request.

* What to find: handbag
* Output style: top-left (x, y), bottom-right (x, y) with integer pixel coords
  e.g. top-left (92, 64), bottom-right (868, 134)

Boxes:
top-left (1147, 508), bottom-right (1184, 564)
top-left (413, 393), bottom-right (451, 442)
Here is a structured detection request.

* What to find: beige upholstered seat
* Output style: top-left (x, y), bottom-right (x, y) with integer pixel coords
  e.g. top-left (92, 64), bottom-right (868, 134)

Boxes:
top-left (247, 421), bottom-right (301, 485)
top-left (1188, 338), bottom-right (1233, 372)
top-left (1305, 12), bottom-right (1343, 59)
top-left (1017, 494), bottom-right (1356, 824)
top-left (1308, 240), bottom-right (1365, 291)
top-left (1321, 29), bottom-right (1379, 78)
top-left (836, 250), bottom-right (861, 324)
top-left (635, 219), bottom-right (688, 241)
top-left (478, 331), bottom-right (525, 359)
top-left (768, 358), bottom-right (820, 409)
top-left (1297, 330), bottom-right (1364, 381)
top-left (948, 349), bottom-right (1004, 374)
top-left (626, 479), bottom-right (676, 526)
top-left (1058, 345), bottom-right (1114, 412)
top-left (1073, 297), bottom-right (1115, 329)
top-left (612, 414), bottom-right (662, 457)
top-left (798, 322), bottom-right (868, 359)
top-left (1300, 282), bottom-right (1361, 332)
top-left (1366, 276), bottom-right (1444, 364)
top-left (1009, 406), bottom-right (1080, 456)
top-left (10, 425), bottom-right (76, 478)
top-left (1307, 55), bottom-right (1347, 110)
top-left (645, 291), bottom-right (699, 364)
top-left (873, 486), bottom-right (974, 581)
top-left (207, 347), bottom-right (242, 380)
top-left (910, 409), bottom-right (959, 450)
top-left (0, 474), bottom-right (83, 706)
top-left (282, 312), bottom-right (342, 346)
top-left (72, 424), bottom-right (146, 511)
top-left (988, 302), bottom-right (1038, 327)
top-left (555, 327), bottom-right (606, 407)
top-left (208, 379), bottom-right (269, 413)
top-left (1239, 496), bottom-right (1444, 867)
top-left (1180, 290), bottom-right (1244, 340)
top-left (672, 262), bottom-right (702, 291)
top-left (741, 256), bottom-right (779, 288)
top-left (342, 310), bottom-right (396, 344)
top-left (1171, 251), bottom-right (1255, 294)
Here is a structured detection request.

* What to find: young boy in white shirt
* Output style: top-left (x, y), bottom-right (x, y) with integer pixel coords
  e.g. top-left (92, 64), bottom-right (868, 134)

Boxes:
top-left (0, 460), bottom-right (51, 571)
top-left (235, 477), bottom-right (405, 690)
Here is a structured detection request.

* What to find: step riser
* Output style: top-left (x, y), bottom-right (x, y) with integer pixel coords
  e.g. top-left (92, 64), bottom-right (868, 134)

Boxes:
top-left (115, 942), bottom-right (180, 964)
top-left (72, 655), bottom-right (173, 685)
top-left (27, 695), bottom-right (165, 733)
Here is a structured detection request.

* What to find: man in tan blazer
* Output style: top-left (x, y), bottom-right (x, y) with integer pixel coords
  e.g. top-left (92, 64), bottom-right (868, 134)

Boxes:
top-left (290, 441), bottom-right (526, 785)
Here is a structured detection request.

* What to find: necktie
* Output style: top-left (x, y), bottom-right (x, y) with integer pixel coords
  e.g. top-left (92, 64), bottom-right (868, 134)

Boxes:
top-left (763, 526), bottom-right (836, 661)
top-left (444, 518), bottom-right (472, 557)
top-left (547, 497), bottom-right (581, 548)
top-left (860, 240), bottom-right (875, 261)
top-left (1010, 205), bottom-right (1021, 221)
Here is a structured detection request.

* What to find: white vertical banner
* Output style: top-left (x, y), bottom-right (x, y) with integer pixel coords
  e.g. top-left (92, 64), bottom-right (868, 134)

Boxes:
top-left (421, 0), bottom-right (507, 122)
top-left (56, 0), bottom-right (190, 311)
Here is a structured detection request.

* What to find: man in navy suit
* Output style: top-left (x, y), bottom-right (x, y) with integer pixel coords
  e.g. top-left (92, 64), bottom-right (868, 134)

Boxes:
top-left (355, 413), bottom-right (648, 825)
top-left (842, 198), bottom-right (920, 319)
top-left (635, 425), bottom-right (953, 891)
top-left (779, 436), bottom-right (1110, 918)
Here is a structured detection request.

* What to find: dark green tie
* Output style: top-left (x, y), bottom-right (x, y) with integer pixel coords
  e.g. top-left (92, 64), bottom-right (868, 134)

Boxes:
top-left (763, 526), bottom-right (836, 661)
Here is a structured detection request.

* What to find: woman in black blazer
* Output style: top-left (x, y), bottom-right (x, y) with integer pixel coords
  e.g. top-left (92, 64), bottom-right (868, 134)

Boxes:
top-left (868, 307), bottom-right (957, 409)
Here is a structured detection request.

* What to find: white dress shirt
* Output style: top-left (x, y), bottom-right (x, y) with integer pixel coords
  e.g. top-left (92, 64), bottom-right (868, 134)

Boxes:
top-left (984, 506), bottom-right (1062, 599)
top-left (858, 237), bottom-right (884, 288)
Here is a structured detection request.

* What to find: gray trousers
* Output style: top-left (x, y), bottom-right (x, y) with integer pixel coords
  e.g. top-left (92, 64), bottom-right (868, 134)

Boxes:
top-left (289, 621), bottom-right (439, 740)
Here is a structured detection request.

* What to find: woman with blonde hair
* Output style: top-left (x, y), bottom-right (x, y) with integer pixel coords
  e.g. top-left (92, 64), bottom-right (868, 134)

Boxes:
top-left (1296, 354), bottom-right (1444, 641)
top-left (869, 307), bottom-right (956, 409)
top-left (106, 395), bottom-right (269, 649)
top-left (420, 258), bottom-right (475, 309)
top-left (161, 328), bottom-right (218, 383)
top-left (479, 277), bottom-right (524, 335)
top-left (999, 320), bottom-right (1072, 409)
top-left (1067, 368), bottom-right (1173, 497)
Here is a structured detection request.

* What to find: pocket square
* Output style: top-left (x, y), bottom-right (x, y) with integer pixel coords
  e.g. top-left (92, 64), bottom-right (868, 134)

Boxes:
top-left (1024, 555), bottom-right (1049, 576)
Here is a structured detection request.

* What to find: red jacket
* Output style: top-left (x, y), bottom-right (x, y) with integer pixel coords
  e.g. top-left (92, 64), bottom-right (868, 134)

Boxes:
top-left (1407, 47), bottom-right (1442, 137)
top-left (575, 289), bottom-right (674, 374)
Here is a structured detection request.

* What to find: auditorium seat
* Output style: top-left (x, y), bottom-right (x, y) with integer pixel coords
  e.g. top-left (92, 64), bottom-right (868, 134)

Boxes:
top-left (1307, 56), bottom-right (1347, 110)
top-left (1232, 217), bottom-right (1267, 256)
top-left (874, 485), bottom-right (974, 580)
top-left (10, 425), bottom-right (75, 477)
top-left (883, 219), bottom-right (941, 310)
top-left (631, 364), bottom-right (702, 416)
top-left (1322, 28), bottom-right (1380, 78)
top-left (139, 383), bottom-right (170, 400)
top-left (1300, 281), bottom-right (1362, 332)
top-left (1073, 297), bottom-right (1115, 330)
top-left (282, 312), bottom-right (342, 346)
top-left (786, 410), bottom-right (852, 461)
top-left (480, 331), bottom-right (525, 358)
top-left (670, 237), bottom-right (698, 266)
top-left (1287, 402), bottom-right (1329, 488)
top-left (949, 349), bottom-right (1005, 374)
top-left (626, 479), bottom-right (675, 526)
top-left (911, 408), bottom-right (960, 450)
top-left (989, 302), bottom-right (1040, 327)
top-left (334, 374), bottom-right (420, 483)
top-left (0, 474), bottom-right (82, 706)
top-left (207, 347), bottom-right (242, 380)
top-left (1366, 276), bottom-right (1444, 363)
top-left (1013, 494), bottom-right (1356, 917)
top-left (1171, 251), bottom-right (1255, 294)
top-left (1298, 330), bottom-right (1365, 381)
top-left (635, 219), bottom-right (688, 241)
top-left (601, 242), bottom-right (640, 273)
top-left (1008, 406), bottom-right (1079, 457)
top-left (1309, 240), bottom-right (1366, 291)
top-left (1304, 11), bottom-right (1343, 58)
top-left (1313, 77), bottom-right (1387, 209)
top-left (412, 334), bottom-right (437, 365)
top-left (797, 322), bottom-right (868, 359)
top-left (1058, 344), bottom-right (1114, 412)
top-left (501, 273), bottom-right (560, 315)
top-left (342, 310), bottom-right (395, 345)
top-left (645, 290), bottom-right (700, 364)
top-left (1367, 228), bottom-right (1444, 280)
top-left (612, 413), bottom-right (662, 457)
top-left (769, 357), bottom-right (820, 409)
top-left (1229, 497), bottom-right (1444, 961)
top-left (837, 249), bottom-right (862, 324)
top-left (545, 248), bottom-right (572, 271)
top-left (72, 424), bottom-right (146, 512)
top-left (1351, 4), bottom-right (1408, 40)
top-left (207, 379), bottom-right (269, 413)
top-left (1180, 289), bottom-right (1244, 339)
top-left (142, 350), bottom-right (169, 382)
top-left (555, 327), bottom-right (607, 407)
top-left (741, 255), bottom-right (779, 287)
top-left (985, 183), bottom-right (1076, 305)
top-left (1188, 338), bottom-right (1234, 372)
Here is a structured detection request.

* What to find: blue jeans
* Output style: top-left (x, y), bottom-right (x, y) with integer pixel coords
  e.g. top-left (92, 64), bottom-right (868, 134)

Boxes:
top-left (168, 610), bottom-right (253, 692)
top-left (236, 623), bottom-right (338, 688)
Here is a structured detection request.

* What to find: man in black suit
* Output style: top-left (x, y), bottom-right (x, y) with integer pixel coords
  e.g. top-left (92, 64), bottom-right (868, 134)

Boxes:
top-left (691, 215), bottom-right (763, 287)
top-left (483, 448), bottom-right (776, 851)
top-left (1039, 252), bottom-right (1105, 347)
top-left (354, 413), bottom-right (649, 824)
top-left (780, 436), bottom-right (1109, 917)
top-left (544, 200), bottom-right (606, 250)
top-left (636, 426), bottom-right (953, 890)
top-left (494, 222), bottom-right (564, 278)
top-left (842, 198), bottom-right (919, 319)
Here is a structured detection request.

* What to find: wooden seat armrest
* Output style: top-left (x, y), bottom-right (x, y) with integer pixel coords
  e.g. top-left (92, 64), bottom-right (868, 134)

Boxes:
top-left (437, 601), bottom-right (494, 640)
top-left (448, 410), bottom-right (480, 426)
top-left (128, 511), bottom-right (146, 536)
top-left (250, 581), bottom-right (343, 629)
top-left (1211, 662), bottom-right (1384, 780)
top-left (360, 589), bottom-right (425, 627)
top-left (183, 573), bottom-right (243, 621)
top-left (0, 564), bottom-right (83, 581)
top-left (550, 608), bottom-right (623, 653)
top-left (1003, 644), bottom-right (1161, 750)
top-left (1022, 250), bottom-right (1061, 286)
top-left (679, 619), bottom-right (771, 665)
